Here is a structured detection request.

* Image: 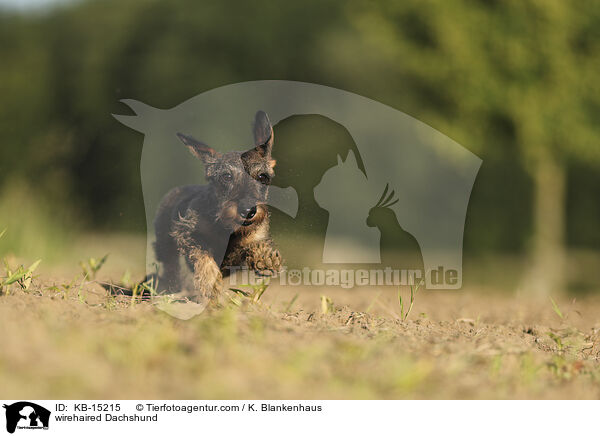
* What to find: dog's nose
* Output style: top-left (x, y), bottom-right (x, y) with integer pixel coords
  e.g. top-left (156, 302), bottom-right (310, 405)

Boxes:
top-left (240, 206), bottom-right (257, 220)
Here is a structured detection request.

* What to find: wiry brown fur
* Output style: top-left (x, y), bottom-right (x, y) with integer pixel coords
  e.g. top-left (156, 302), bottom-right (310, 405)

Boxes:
top-left (153, 111), bottom-right (282, 301)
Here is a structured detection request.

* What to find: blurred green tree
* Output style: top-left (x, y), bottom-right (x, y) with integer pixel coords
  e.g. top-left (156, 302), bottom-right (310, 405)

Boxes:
top-left (0, 0), bottom-right (599, 295)
top-left (313, 0), bottom-right (600, 295)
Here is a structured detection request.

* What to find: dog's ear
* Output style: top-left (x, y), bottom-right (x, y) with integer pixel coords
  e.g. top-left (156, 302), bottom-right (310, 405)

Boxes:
top-left (176, 133), bottom-right (219, 164)
top-left (253, 110), bottom-right (274, 156)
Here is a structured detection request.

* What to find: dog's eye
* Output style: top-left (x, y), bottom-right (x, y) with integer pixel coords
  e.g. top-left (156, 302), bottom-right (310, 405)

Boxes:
top-left (258, 173), bottom-right (271, 185)
top-left (219, 173), bottom-right (233, 184)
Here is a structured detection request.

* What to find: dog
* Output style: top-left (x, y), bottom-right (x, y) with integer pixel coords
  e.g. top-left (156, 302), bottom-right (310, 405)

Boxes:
top-left (152, 111), bottom-right (282, 301)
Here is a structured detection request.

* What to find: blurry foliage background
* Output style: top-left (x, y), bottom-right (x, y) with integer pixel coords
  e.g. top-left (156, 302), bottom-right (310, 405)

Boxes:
top-left (0, 0), bottom-right (599, 290)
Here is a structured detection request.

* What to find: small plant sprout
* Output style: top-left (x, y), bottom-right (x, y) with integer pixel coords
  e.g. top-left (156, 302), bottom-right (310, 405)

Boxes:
top-left (77, 276), bottom-right (87, 304)
top-left (397, 280), bottom-right (423, 322)
top-left (120, 269), bottom-right (132, 288)
top-left (229, 280), bottom-right (270, 304)
top-left (252, 281), bottom-right (269, 303)
top-left (549, 296), bottom-right (565, 320)
top-left (0, 232), bottom-right (41, 295)
top-left (547, 332), bottom-right (565, 353)
top-left (20, 259), bottom-right (41, 290)
top-left (130, 275), bottom-right (158, 306)
top-left (321, 295), bottom-right (334, 315)
top-left (79, 254), bottom-right (109, 280)
top-left (47, 276), bottom-right (78, 300)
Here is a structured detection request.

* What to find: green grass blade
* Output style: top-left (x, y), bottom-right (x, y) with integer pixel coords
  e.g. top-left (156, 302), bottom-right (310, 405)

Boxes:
top-left (285, 293), bottom-right (299, 312)
top-left (252, 283), bottom-right (268, 302)
top-left (549, 297), bottom-right (564, 320)
top-left (94, 254), bottom-right (109, 272)
top-left (26, 259), bottom-right (41, 275)
top-left (229, 288), bottom-right (251, 297)
top-left (4, 270), bottom-right (26, 285)
top-left (365, 290), bottom-right (382, 313)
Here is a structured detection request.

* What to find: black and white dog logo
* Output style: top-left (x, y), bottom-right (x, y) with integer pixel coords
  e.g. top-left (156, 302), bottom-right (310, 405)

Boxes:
top-left (3, 402), bottom-right (50, 434)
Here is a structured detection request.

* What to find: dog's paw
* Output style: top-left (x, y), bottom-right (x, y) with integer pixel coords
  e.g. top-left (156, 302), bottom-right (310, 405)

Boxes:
top-left (250, 246), bottom-right (283, 277)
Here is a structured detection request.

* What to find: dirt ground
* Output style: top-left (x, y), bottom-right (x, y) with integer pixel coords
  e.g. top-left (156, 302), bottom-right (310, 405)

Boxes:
top-left (2, 274), bottom-right (600, 399)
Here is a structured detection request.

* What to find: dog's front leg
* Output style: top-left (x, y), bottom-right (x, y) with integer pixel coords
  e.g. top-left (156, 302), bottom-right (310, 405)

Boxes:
top-left (171, 211), bottom-right (222, 301)
top-left (188, 248), bottom-right (223, 301)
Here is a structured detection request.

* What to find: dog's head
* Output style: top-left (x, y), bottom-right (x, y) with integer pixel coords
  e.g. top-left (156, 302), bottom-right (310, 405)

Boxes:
top-left (176, 111), bottom-right (276, 231)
